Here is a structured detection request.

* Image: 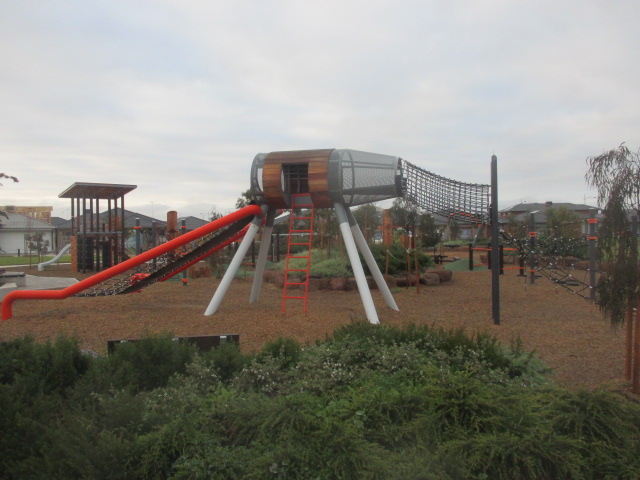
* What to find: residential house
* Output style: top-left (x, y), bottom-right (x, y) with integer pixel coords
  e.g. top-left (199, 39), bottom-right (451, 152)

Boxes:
top-left (55, 209), bottom-right (167, 252)
top-left (500, 201), bottom-right (600, 237)
top-left (0, 212), bottom-right (57, 256)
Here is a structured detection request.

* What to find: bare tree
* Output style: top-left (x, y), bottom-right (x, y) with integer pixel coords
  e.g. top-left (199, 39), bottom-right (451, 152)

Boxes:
top-left (0, 173), bottom-right (19, 220)
top-left (585, 143), bottom-right (640, 393)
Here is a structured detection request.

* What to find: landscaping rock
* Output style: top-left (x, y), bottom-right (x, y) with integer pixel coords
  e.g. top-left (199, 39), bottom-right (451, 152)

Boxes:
top-left (383, 274), bottom-right (397, 288)
top-left (272, 270), bottom-right (285, 288)
top-left (396, 275), bottom-right (419, 287)
top-left (420, 273), bottom-right (441, 286)
top-left (431, 270), bottom-right (453, 283)
top-left (330, 277), bottom-right (348, 291)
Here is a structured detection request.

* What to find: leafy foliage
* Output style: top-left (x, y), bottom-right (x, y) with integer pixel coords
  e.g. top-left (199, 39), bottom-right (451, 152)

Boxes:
top-left (274, 248), bottom-right (353, 277)
top-left (585, 143), bottom-right (640, 326)
top-left (1, 328), bottom-right (640, 479)
top-left (367, 242), bottom-right (433, 275)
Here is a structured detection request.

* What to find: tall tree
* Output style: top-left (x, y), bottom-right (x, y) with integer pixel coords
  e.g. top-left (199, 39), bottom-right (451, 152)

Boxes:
top-left (545, 205), bottom-right (581, 238)
top-left (585, 143), bottom-right (640, 393)
top-left (417, 213), bottom-right (441, 248)
top-left (352, 204), bottom-right (380, 244)
top-left (235, 190), bottom-right (254, 209)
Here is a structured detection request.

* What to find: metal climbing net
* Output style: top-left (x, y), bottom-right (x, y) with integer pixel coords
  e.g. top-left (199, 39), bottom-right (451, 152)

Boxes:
top-left (500, 231), bottom-right (597, 303)
top-left (402, 159), bottom-right (491, 224)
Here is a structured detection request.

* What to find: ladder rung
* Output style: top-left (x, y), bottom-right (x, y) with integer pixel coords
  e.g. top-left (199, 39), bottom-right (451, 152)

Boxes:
top-left (289, 242), bottom-right (312, 246)
top-left (284, 295), bottom-right (306, 299)
top-left (289, 255), bottom-right (310, 259)
top-left (286, 268), bottom-right (308, 272)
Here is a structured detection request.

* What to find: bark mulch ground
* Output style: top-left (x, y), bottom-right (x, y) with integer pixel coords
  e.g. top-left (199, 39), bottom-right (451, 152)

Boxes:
top-left (0, 262), bottom-right (626, 391)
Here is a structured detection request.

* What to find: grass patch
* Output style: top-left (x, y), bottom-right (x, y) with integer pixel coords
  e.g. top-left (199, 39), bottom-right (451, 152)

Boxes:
top-left (0, 255), bottom-right (72, 266)
top-left (445, 258), bottom-right (487, 272)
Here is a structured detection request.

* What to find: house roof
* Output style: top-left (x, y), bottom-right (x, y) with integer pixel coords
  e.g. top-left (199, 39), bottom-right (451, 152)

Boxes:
top-left (500, 202), bottom-right (598, 215)
top-left (0, 212), bottom-right (55, 230)
top-left (56, 209), bottom-right (166, 230)
top-left (177, 216), bottom-right (209, 231)
top-left (500, 202), bottom-right (602, 224)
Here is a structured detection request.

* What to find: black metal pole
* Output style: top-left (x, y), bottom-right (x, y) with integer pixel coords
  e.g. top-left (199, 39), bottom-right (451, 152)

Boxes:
top-left (491, 155), bottom-right (500, 325)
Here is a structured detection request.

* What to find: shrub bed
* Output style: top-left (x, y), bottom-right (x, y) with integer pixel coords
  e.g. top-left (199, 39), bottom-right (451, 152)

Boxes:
top-left (1, 325), bottom-right (639, 479)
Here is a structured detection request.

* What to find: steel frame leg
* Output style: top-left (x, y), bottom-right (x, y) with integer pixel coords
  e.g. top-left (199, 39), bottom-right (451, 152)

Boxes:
top-left (250, 209), bottom-right (275, 303)
top-left (345, 208), bottom-right (399, 311)
top-left (205, 214), bottom-right (263, 316)
top-left (335, 202), bottom-right (380, 324)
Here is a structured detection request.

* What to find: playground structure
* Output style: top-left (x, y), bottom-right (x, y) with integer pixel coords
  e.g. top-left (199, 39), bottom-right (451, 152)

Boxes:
top-left (59, 182), bottom-right (137, 273)
top-left (466, 211), bottom-right (599, 304)
top-left (1, 148), bottom-right (492, 323)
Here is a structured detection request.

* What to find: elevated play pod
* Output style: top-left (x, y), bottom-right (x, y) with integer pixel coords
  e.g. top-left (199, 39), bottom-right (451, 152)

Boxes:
top-left (250, 149), bottom-right (403, 209)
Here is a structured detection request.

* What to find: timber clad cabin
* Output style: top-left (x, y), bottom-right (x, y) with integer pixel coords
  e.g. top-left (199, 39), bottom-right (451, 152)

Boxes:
top-left (250, 149), bottom-right (405, 209)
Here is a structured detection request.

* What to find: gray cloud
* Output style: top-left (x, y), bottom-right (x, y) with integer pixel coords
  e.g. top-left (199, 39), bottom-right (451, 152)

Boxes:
top-left (2, 0), bottom-right (638, 219)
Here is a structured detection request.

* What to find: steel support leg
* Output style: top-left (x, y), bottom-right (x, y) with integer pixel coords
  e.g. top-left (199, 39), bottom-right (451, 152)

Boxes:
top-left (345, 208), bottom-right (399, 311)
top-left (335, 203), bottom-right (380, 324)
top-left (205, 215), bottom-right (263, 316)
top-left (250, 209), bottom-right (275, 303)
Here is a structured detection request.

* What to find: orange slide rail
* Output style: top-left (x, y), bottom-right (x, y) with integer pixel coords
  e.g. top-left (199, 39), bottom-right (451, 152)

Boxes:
top-left (1, 204), bottom-right (263, 320)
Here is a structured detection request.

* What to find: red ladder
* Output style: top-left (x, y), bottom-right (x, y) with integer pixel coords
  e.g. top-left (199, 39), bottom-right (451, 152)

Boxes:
top-left (282, 193), bottom-right (315, 313)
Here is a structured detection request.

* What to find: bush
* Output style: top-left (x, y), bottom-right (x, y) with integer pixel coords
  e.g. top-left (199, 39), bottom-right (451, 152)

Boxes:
top-left (1, 327), bottom-right (640, 479)
top-left (367, 243), bottom-right (433, 276)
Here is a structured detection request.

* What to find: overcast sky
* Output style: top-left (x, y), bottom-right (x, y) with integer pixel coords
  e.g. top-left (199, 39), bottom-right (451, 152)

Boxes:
top-left (1, 1), bottom-right (638, 220)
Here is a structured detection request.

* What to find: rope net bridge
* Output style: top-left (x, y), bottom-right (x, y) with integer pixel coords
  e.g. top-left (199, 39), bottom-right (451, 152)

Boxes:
top-left (402, 159), bottom-right (491, 224)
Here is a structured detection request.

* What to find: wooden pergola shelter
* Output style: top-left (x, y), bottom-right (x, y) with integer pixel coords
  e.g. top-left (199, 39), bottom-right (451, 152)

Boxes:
top-left (59, 182), bottom-right (137, 273)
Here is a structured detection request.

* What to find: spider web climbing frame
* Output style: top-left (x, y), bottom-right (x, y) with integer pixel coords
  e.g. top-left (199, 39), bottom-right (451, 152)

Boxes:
top-left (402, 159), bottom-right (491, 224)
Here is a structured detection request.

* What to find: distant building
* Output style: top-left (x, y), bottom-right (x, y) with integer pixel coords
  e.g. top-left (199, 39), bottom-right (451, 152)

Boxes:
top-left (55, 209), bottom-right (167, 251)
top-left (500, 201), bottom-right (600, 236)
top-left (0, 212), bottom-right (57, 255)
top-left (0, 205), bottom-right (53, 223)
top-left (178, 216), bottom-right (209, 232)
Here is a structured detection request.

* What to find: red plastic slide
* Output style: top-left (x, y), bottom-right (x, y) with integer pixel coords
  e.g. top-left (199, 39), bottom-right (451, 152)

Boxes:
top-left (1, 204), bottom-right (263, 320)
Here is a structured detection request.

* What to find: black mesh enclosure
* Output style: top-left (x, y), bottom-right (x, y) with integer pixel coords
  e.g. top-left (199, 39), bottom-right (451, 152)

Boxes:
top-left (402, 159), bottom-right (491, 224)
top-left (329, 149), bottom-right (403, 207)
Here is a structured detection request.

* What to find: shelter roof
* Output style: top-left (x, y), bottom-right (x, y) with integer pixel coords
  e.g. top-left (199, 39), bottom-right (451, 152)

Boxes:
top-left (58, 182), bottom-right (137, 199)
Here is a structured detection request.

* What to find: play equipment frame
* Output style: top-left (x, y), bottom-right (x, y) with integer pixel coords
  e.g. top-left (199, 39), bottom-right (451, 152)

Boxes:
top-left (2, 204), bottom-right (263, 320)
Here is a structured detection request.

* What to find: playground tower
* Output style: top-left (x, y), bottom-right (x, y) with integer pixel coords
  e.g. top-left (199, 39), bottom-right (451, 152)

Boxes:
top-left (206, 149), bottom-right (406, 324)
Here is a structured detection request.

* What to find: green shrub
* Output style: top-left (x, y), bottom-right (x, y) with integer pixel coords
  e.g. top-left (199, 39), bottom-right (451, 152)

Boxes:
top-left (367, 243), bottom-right (433, 276)
top-left (258, 337), bottom-right (302, 369)
top-left (2, 327), bottom-right (640, 479)
top-left (0, 335), bottom-right (91, 396)
top-left (201, 341), bottom-right (250, 383)
top-left (80, 334), bottom-right (197, 394)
